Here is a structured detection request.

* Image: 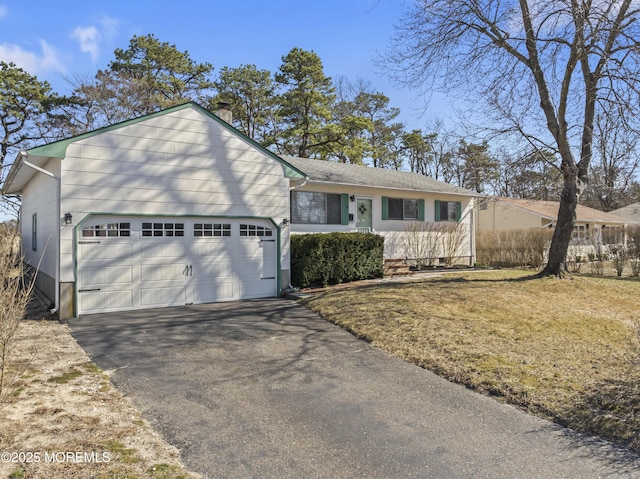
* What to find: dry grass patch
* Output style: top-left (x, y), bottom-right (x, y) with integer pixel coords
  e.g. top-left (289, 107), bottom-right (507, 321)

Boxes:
top-left (303, 270), bottom-right (640, 452)
top-left (0, 316), bottom-right (201, 479)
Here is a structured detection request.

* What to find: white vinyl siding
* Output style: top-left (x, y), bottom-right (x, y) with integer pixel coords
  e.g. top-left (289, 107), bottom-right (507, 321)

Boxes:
top-left (19, 158), bottom-right (60, 286)
top-left (58, 107), bottom-right (290, 285)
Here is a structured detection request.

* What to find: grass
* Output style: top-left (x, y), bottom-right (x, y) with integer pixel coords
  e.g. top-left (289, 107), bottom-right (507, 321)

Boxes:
top-left (103, 440), bottom-right (141, 464)
top-left (47, 369), bottom-right (84, 384)
top-left (302, 269), bottom-right (640, 452)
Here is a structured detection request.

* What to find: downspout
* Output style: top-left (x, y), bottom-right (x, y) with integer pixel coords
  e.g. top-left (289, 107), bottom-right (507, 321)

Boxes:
top-left (21, 153), bottom-right (60, 315)
top-left (470, 198), bottom-right (476, 266)
top-left (286, 178), bottom-right (308, 289)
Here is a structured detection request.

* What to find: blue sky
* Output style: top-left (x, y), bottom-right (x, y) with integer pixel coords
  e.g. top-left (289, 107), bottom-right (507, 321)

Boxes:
top-left (0, 0), bottom-right (449, 131)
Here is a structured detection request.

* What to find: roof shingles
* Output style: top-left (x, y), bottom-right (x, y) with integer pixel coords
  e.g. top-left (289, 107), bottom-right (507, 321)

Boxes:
top-left (497, 197), bottom-right (629, 224)
top-left (286, 156), bottom-right (477, 196)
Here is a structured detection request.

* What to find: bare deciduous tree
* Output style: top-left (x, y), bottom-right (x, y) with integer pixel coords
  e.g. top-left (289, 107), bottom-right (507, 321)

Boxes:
top-left (404, 221), bottom-right (447, 267)
top-left (385, 0), bottom-right (640, 276)
top-left (0, 223), bottom-right (37, 401)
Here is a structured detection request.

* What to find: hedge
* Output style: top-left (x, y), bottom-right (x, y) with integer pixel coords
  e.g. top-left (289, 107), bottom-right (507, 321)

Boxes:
top-left (291, 233), bottom-right (384, 288)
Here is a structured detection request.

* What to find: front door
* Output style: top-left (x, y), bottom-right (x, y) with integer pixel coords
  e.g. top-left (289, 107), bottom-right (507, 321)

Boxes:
top-left (356, 198), bottom-right (373, 230)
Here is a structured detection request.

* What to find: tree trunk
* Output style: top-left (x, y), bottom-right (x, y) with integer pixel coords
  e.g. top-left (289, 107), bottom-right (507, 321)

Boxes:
top-left (539, 175), bottom-right (578, 277)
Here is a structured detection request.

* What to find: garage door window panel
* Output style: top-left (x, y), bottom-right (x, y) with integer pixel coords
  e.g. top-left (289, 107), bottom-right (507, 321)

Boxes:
top-left (142, 222), bottom-right (185, 237)
top-left (240, 224), bottom-right (273, 237)
top-left (194, 223), bottom-right (231, 237)
top-left (82, 222), bottom-right (130, 237)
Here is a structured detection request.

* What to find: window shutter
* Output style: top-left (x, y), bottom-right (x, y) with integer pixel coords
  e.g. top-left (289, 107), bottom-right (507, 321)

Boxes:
top-left (382, 197), bottom-right (389, 220)
top-left (418, 199), bottom-right (425, 221)
top-left (456, 201), bottom-right (462, 222)
top-left (434, 200), bottom-right (441, 222)
top-left (341, 193), bottom-right (349, 225)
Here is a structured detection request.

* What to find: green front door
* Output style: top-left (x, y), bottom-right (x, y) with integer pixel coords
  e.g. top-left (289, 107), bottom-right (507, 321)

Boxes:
top-left (356, 198), bottom-right (372, 230)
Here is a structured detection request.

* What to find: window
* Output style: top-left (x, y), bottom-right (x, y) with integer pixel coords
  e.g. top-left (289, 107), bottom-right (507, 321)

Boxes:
top-left (291, 191), bottom-right (346, 225)
top-left (435, 200), bottom-right (462, 222)
top-left (82, 223), bottom-right (131, 237)
top-left (240, 224), bottom-right (273, 237)
top-left (32, 213), bottom-right (37, 251)
top-left (382, 197), bottom-right (424, 221)
top-left (194, 223), bottom-right (231, 237)
top-left (142, 222), bottom-right (184, 237)
top-left (572, 224), bottom-right (589, 242)
top-left (386, 198), bottom-right (419, 220)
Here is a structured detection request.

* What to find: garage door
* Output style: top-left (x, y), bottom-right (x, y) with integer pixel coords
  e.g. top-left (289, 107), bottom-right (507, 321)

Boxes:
top-left (76, 217), bottom-right (278, 315)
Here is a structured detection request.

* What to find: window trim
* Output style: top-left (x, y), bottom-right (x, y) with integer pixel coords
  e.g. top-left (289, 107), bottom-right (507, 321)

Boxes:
top-left (434, 200), bottom-right (462, 222)
top-left (382, 197), bottom-right (425, 221)
top-left (290, 191), bottom-right (349, 225)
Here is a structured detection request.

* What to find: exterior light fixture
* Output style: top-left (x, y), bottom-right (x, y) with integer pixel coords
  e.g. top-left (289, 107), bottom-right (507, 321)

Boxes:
top-left (349, 195), bottom-right (356, 202)
top-left (283, 218), bottom-right (289, 226)
top-left (64, 212), bottom-right (73, 225)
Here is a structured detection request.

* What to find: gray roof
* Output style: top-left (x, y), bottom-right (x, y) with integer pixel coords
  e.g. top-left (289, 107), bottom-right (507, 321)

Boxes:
top-left (496, 197), bottom-right (629, 224)
top-left (286, 157), bottom-right (478, 197)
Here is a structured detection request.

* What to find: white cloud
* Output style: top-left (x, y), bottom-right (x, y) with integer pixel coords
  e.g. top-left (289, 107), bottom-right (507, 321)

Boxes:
top-left (0, 39), bottom-right (65, 74)
top-left (99, 15), bottom-right (119, 41)
top-left (71, 25), bottom-right (101, 63)
top-left (0, 5), bottom-right (7, 20)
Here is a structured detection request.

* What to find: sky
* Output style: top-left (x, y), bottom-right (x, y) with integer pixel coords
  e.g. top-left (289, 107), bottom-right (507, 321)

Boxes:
top-left (0, 0), bottom-right (450, 132)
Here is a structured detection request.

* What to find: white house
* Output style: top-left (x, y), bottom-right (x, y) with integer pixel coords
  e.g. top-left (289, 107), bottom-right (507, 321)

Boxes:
top-left (285, 157), bottom-right (477, 263)
top-left (2, 103), bottom-right (478, 319)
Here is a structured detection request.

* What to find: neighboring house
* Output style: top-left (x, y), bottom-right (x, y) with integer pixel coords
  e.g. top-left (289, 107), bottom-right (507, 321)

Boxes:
top-left (610, 203), bottom-right (640, 225)
top-left (2, 102), bottom-right (478, 319)
top-left (285, 157), bottom-right (478, 264)
top-left (476, 197), bottom-right (629, 244)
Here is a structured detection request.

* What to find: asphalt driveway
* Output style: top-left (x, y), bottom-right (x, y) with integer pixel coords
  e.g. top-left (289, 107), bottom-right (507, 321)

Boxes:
top-left (69, 299), bottom-right (639, 478)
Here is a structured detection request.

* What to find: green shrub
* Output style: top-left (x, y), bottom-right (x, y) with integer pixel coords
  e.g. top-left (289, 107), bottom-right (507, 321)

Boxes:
top-left (291, 233), bottom-right (384, 287)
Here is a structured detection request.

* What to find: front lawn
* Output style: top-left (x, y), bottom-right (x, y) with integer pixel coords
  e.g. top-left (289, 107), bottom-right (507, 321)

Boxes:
top-left (302, 270), bottom-right (640, 453)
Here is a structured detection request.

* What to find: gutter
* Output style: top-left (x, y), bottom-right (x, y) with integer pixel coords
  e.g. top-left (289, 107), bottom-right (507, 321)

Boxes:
top-left (20, 152), bottom-right (60, 315)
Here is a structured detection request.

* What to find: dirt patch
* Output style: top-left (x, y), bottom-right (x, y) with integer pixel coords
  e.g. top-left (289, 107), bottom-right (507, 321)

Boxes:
top-left (0, 305), bottom-right (201, 479)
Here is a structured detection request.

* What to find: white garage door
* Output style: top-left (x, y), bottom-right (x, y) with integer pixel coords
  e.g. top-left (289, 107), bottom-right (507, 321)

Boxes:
top-left (76, 217), bottom-right (277, 315)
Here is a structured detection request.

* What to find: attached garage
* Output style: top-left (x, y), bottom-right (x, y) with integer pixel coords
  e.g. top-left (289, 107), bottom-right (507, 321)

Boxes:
top-left (2, 102), bottom-right (306, 319)
top-left (76, 216), bottom-right (278, 315)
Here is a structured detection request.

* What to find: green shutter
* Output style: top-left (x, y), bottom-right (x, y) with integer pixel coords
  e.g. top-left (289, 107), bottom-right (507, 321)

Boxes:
top-left (418, 199), bottom-right (425, 221)
top-left (434, 200), bottom-right (441, 222)
top-left (382, 197), bottom-right (389, 220)
top-left (341, 193), bottom-right (349, 225)
top-left (456, 201), bottom-right (462, 222)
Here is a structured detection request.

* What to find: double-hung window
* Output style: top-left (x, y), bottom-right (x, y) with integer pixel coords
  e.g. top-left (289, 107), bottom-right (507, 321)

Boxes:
top-left (382, 197), bottom-right (425, 221)
top-left (435, 200), bottom-right (462, 222)
top-left (290, 191), bottom-right (347, 225)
